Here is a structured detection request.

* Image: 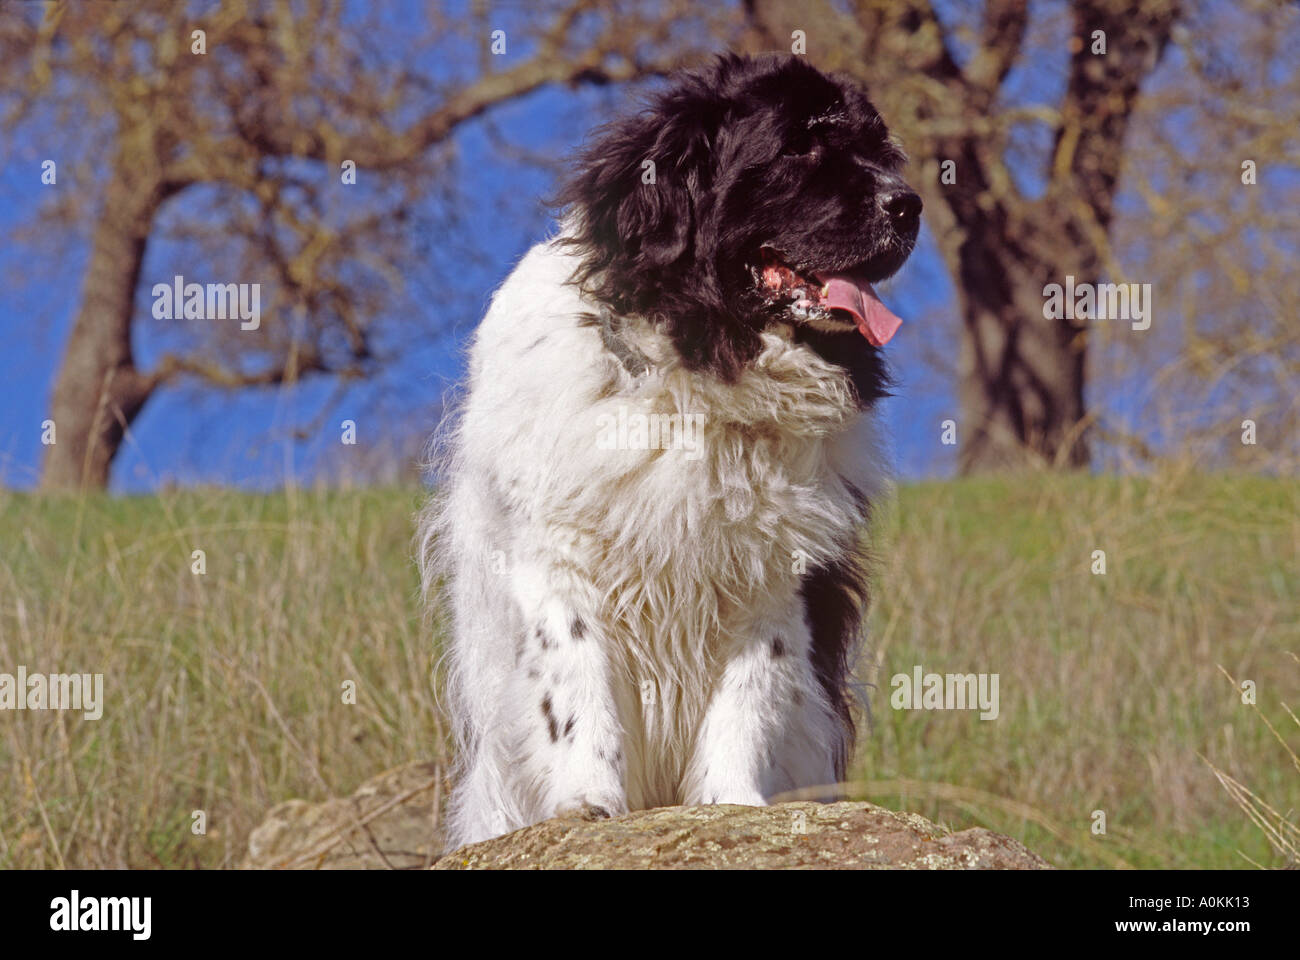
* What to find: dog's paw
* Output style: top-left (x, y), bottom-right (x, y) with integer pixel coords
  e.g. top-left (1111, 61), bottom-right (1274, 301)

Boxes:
top-left (553, 796), bottom-right (624, 823)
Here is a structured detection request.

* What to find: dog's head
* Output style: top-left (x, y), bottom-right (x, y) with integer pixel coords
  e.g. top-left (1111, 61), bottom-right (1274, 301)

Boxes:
top-left (556, 54), bottom-right (920, 390)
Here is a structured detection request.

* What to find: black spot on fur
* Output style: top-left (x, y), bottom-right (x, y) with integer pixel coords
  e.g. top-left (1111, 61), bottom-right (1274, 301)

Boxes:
top-left (800, 551), bottom-right (872, 779)
top-left (599, 745), bottom-right (623, 771)
top-left (541, 695), bottom-right (559, 743)
top-left (770, 637), bottom-right (786, 658)
top-left (564, 715), bottom-right (576, 738)
top-left (535, 626), bottom-right (552, 651)
top-left (571, 617), bottom-right (586, 639)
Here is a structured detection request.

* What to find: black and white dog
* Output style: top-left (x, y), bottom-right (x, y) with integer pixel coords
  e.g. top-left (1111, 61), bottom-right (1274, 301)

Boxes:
top-left (421, 54), bottom-right (920, 848)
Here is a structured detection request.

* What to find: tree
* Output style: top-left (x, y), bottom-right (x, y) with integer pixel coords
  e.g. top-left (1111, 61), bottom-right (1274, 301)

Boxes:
top-left (745, 0), bottom-right (1180, 470)
top-left (1097, 0), bottom-right (1300, 472)
top-left (0, 0), bottom-right (699, 490)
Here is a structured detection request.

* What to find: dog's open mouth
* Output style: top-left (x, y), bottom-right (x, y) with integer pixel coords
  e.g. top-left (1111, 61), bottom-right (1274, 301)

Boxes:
top-left (758, 248), bottom-right (903, 347)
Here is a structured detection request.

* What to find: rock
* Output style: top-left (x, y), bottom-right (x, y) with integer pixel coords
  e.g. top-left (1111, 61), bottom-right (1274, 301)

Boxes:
top-left (434, 800), bottom-right (1052, 869)
top-left (243, 761), bottom-right (1051, 869)
top-left (242, 762), bottom-right (442, 869)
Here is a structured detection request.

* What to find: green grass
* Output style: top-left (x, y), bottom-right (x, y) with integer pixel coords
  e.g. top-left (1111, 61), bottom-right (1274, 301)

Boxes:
top-left (0, 473), bottom-right (1295, 868)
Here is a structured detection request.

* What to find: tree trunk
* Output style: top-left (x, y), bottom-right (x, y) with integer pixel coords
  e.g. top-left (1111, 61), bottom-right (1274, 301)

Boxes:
top-left (953, 233), bottom-right (1090, 472)
top-left (919, 143), bottom-right (1092, 473)
top-left (40, 173), bottom-right (161, 491)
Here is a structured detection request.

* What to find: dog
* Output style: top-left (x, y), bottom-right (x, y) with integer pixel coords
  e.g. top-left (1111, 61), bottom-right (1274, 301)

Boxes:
top-left (420, 54), bottom-right (920, 849)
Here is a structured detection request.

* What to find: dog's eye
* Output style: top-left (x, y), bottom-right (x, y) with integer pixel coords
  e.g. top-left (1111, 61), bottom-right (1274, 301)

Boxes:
top-left (781, 141), bottom-right (822, 160)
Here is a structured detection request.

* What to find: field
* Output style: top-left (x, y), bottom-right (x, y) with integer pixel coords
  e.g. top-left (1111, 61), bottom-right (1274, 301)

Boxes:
top-left (0, 472), bottom-right (1295, 869)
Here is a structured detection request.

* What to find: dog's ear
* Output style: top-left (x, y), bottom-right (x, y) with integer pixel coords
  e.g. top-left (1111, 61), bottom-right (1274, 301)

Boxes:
top-left (554, 63), bottom-right (766, 381)
top-left (556, 93), bottom-right (716, 292)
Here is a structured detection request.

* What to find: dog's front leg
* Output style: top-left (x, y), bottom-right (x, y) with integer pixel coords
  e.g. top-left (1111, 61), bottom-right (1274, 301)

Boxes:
top-left (683, 622), bottom-right (833, 806)
top-left (508, 562), bottom-right (628, 824)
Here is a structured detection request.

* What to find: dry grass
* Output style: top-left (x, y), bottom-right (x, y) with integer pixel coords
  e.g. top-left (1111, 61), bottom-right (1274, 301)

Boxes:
top-left (857, 469), bottom-right (1298, 868)
top-left (1202, 659), bottom-right (1300, 866)
top-left (0, 486), bottom-right (442, 868)
top-left (0, 471), bottom-right (1295, 868)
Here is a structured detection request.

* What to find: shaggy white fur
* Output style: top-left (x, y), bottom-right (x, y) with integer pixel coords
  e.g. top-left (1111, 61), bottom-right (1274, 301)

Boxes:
top-left (419, 236), bottom-right (889, 849)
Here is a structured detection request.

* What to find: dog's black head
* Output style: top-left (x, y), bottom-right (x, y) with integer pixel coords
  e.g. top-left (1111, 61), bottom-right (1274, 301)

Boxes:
top-left (556, 54), bottom-right (920, 402)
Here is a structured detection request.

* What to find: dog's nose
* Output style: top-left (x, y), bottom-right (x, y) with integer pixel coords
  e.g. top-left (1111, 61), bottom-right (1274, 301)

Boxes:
top-left (882, 190), bottom-right (922, 227)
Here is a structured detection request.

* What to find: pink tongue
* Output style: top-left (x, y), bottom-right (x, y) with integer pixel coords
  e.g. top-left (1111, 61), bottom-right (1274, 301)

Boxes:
top-left (817, 272), bottom-right (903, 346)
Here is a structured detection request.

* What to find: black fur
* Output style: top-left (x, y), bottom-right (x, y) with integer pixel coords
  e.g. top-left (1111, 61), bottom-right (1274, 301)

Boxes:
top-left (799, 552), bottom-right (873, 778)
top-left (554, 53), bottom-right (919, 394)
top-left (795, 325), bottom-right (893, 408)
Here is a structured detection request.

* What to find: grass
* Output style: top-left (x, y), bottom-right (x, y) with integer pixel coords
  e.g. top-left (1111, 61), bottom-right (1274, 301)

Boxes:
top-left (0, 471), bottom-right (1295, 868)
top-left (857, 471), bottom-right (1298, 868)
